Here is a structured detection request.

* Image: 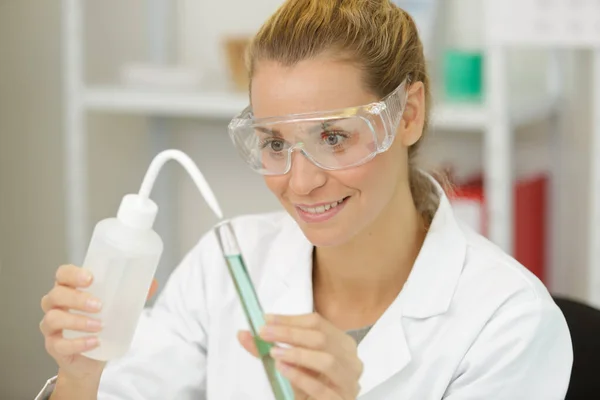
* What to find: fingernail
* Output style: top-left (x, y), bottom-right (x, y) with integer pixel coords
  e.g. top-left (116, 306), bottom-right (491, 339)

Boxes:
top-left (270, 346), bottom-right (286, 358)
top-left (86, 298), bottom-right (102, 311)
top-left (85, 337), bottom-right (99, 348)
top-left (79, 270), bottom-right (92, 285)
top-left (260, 326), bottom-right (275, 339)
top-left (86, 319), bottom-right (103, 330)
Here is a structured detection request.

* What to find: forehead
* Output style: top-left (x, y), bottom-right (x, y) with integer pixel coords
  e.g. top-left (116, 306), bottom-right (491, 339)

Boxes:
top-left (250, 57), bottom-right (379, 119)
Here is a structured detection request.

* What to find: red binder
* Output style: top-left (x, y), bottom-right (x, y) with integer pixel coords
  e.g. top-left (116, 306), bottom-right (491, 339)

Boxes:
top-left (448, 174), bottom-right (548, 284)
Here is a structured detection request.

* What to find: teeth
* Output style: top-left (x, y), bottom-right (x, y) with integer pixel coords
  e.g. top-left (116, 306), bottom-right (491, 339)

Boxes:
top-left (299, 198), bottom-right (345, 214)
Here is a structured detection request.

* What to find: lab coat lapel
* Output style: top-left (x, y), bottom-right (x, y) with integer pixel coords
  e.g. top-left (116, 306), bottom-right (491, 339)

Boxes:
top-left (357, 181), bottom-right (468, 397)
top-left (259, 220), bottom-right (315, 317)
top-left (399, 192), bottom-right (467, 319)
top-left (357, 295), bottom-right (410, 397)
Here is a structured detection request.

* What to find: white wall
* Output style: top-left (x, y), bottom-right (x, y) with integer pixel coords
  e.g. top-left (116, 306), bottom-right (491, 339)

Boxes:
top-left (0, 1), bottom-right (65, 400)
top-left (549, 51), bottom-right (594, 301)
top-left (0, 1), bottom-right (159, 398)
top-left (0, 0), bottom-right (595, 398)
top-left (177, 0), bottom-right (286, 90)
top-left (0, 2), bottom-right (68, 398)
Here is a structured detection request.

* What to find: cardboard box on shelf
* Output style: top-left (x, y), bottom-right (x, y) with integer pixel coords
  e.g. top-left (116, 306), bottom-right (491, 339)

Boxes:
top-left (223, 36), bottom-right (251, 92)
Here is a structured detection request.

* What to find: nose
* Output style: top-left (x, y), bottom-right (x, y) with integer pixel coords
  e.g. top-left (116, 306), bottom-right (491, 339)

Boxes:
top-left (288, 150), bottom-right (327, 196)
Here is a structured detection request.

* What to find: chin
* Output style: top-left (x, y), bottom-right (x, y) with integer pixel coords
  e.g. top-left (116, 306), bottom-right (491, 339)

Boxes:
top-left (298, 225), bottom-right (353, 248)
top-left (288, 212), bottom-right (356, 248)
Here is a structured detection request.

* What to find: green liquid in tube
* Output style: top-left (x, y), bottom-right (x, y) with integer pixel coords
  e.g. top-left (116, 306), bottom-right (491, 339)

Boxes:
top-left (217, 221), bottom-right (294, 400)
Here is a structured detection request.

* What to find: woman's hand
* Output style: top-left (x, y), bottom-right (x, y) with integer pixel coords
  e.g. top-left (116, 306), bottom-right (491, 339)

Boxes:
top-left (238, 313), bottom-right (363, 400)
top-left (39, 264), bottom-right (159, 382)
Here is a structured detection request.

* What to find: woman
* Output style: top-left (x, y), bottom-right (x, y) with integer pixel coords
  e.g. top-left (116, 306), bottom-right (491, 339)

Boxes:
top-left (37, 0), bottom-right (573, 399)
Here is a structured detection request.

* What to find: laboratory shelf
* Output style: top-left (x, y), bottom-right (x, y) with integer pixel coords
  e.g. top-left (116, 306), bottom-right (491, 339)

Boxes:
top-left (84, 86), bottom-right (248, 119)
top-left (84, 86), bottom-right (558, 133)
top-left (430, 96), bottom-right (558, 131)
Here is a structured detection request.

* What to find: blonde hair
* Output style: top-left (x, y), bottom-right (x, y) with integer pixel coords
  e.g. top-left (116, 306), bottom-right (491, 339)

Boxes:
top-left (248, 0), bottom-right (439, 224)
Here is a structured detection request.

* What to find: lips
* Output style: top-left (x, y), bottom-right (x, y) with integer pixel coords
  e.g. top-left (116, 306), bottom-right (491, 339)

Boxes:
top-left (294, 197), bottom-right (350, 223)
top-left (296, 198), bottom-right (346, 215)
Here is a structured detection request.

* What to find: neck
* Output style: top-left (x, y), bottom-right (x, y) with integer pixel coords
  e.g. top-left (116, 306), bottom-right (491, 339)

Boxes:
top-left (313, 181), bottom-right (427, 327)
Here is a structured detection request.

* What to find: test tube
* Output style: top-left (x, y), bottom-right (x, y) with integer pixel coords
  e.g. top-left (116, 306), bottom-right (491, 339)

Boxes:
top-left (215, 220), bottom-right (295, 400)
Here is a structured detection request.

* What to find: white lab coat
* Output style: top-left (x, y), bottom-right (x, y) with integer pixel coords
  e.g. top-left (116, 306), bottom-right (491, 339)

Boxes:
top-left (36, 186), bottom-right (573, 400)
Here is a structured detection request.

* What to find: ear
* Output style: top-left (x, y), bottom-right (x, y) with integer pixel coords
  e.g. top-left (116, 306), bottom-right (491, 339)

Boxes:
top-left (398, 81), bottom-right (426, 147)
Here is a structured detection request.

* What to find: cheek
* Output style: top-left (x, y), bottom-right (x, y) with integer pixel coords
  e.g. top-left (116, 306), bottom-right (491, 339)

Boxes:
top-left (335, 164), bottom-right (376, 188)
top-left (339, 151), bottom-right (404, 207)
top-left (336, 155), bottom-right (395, 195)
top-left (263, 176), bottom-right (287, 198)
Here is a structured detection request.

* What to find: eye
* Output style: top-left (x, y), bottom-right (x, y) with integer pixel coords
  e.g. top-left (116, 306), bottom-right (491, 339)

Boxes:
top-left (325, 134), bottom-right (339, 146)
top-left (321, 131), bottom-right (348, 146)
top-left (270, 140), bottom-right (285, 152)
top-left (260, 137), bottom-right (286, 152)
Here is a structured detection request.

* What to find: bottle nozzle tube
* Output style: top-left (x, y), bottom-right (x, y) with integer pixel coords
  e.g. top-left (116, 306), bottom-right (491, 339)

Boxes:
top-left (138, 149), bottom-right (224, 220)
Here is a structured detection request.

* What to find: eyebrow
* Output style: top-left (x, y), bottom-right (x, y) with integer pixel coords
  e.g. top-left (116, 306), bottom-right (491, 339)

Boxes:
top-left (320, 119), bottom-right (350, 131)
top-left (255, 118), bottom-right (351, 136)
top-left (255, 126), bottom-right (282, 136)
top-left (259, 125), bottom-right (324, 137)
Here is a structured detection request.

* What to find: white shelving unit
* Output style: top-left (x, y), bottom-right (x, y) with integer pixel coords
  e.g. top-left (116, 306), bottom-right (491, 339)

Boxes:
top-left (84, 86), bottom-right (249, 118)
top-left (485, 0), bottom-right (600, 306)
top-left (62, 0), bottom-right (565, 275)
top-left (431, 96), bottom-right (559, 132)
top-left (84, 85), bottom-right (557, 130)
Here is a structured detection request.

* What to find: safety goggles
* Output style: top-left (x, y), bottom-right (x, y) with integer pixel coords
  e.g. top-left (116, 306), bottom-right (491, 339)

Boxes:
top-left (227, 76), bottom-right (411, 176)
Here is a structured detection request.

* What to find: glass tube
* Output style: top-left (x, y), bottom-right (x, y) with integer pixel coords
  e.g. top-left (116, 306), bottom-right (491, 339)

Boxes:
top-left (215, 221), bottom-right (295, 400)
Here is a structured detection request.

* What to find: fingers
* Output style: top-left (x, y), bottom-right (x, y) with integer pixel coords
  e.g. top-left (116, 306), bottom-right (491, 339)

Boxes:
top-left (39, 264), bottom-right (109, 368)
top-left (263, 313), bottom-right (357, 357)
top-left (266, 313), bottom-right (328, 331)
top-left (45, 334), bottom-right (100, 358)
top-left (260, 325), bottom-right (329, 351)
top-left (40, 264), bottom-right (104, 354)
top-left (41, 285), bottom-right (102, 314)
top-left (276, 361), bottom-right (343, 400)
top-left (271, 346), bottom-right (350, 391)
top-left (55, 264), bottom-right (93, 288)
top-left (237, 330), bottom-right (260, 358)
top-left (261, 313), bottom-right (363, 399)
top-left (40, 309), bottom-right (103, 336)
top-left (42, 264), bottom-right (101, 313)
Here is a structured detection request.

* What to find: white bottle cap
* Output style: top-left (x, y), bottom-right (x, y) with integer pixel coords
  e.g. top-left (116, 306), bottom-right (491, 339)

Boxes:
top-left (116, 194), bottom-right (158, 229)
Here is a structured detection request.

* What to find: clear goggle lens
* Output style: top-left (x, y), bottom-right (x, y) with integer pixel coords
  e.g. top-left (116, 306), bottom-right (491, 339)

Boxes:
top-left (228, 77), bottom-right (410, 175)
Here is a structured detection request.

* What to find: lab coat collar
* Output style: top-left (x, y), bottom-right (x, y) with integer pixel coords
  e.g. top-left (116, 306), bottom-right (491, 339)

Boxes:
top-left (399, 181), bottom-right (468, 319)
top-left (261, 175), bottom-right (467, 397)
top-left (358, 178), bottom-right (467, 395)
